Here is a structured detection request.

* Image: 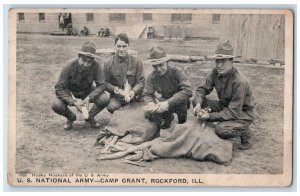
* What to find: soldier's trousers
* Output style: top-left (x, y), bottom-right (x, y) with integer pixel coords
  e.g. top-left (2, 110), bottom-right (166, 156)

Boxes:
top-left (51, 91), bottom-right (109, 120)
top-left (202, 98), bottom-right (252, 140)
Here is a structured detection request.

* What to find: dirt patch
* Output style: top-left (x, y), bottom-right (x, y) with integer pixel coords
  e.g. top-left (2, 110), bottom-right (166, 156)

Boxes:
top-left (15, 34), bottom-right (284, 174)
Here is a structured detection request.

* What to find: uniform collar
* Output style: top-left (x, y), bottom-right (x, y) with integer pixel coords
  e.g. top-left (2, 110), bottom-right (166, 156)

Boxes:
top-left (115, 54), bottom-right (129, 63)
top-left (217, 67), bottom-right (236, 78)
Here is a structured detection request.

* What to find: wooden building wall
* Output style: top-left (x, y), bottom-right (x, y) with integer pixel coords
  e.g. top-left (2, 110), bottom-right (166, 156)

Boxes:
top-left (221, 14), bottom-right (285, 60)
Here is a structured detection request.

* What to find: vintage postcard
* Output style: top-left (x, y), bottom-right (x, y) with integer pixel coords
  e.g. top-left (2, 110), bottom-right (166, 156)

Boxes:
top-left (8, 8), bottom-right (293, 186)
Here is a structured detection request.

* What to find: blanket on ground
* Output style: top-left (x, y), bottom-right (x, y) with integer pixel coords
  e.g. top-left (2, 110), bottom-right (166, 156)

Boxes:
top-left (96, 104), bottom-right (233, 165)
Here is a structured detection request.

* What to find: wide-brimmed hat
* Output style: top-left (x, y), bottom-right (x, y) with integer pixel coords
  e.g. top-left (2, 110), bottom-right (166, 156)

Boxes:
top-left (211, 41), bottom-right (238, 59)
top-left (146, 46), bottom-right (170, 65)
top-left (78, 42), bottom-right (98, 58)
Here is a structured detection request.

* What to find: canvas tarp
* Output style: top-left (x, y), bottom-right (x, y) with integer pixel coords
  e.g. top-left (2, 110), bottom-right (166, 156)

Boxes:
top-left (96, 104), bottom-right (233, 165)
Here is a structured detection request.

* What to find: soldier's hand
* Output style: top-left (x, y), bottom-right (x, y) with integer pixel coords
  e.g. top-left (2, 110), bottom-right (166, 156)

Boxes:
top-left (143, 102), bottom-right (157, 112)
top-left (197, 109), bottom-right (209, 121)
top-left (156, 101), bottom-right (169, 113)
top-left (193, 103), bottom-right (202, 116)
top-left (124, 91), bottom-right (134, 103)
top-left (118, 89), bottom-right (125, 97)
top-left (114, 87), bottom-right (120, 94)
top-left (114, 87), bottom-right (126, 98)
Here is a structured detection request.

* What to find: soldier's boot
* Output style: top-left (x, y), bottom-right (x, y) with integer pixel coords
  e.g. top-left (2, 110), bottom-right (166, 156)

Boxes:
top-left (238, 130), bottom-right (251, 150)
top-left (85, 117), bottom-right (100, 128)
top-left (161, 113), bottom-right (175, 129)
top-left (85, 104), bottom-right (102, 128)
top-left (64, 113), bottom-right (77, 130)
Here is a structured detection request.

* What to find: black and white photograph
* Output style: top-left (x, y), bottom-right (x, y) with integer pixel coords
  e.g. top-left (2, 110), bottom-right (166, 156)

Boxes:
top-left (7, 8), bottom-right (293, 186)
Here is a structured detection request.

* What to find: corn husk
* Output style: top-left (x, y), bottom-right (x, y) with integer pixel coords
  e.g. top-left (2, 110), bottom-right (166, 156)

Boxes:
top-left (81, 106), bottom-right (89, 119)
top-left (123, 80), bottom-right (132, 102)
top-left (97, 142), bottom-right (152, 160)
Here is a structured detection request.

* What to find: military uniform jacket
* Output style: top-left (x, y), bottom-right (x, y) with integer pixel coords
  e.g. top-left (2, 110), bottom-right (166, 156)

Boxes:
top-left (195, 67), bottom-right (256, 121)
top-left (143, 65), bottom-right (193, 108)
top-left (103, 54), bottom-right (145, 95)
top-left (55, 58), bottom-right (107, 105)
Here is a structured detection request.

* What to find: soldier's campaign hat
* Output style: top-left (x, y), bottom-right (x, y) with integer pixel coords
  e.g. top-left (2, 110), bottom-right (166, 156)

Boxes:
top-left (212, 41), bottom-right (238, 59)
top-left (146, 46), bottom-right (170, 65)
top-left (78, 42), bottom-right (99, 58)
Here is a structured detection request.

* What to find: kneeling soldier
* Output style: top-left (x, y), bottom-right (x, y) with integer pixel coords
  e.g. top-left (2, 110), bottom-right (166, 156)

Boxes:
top-left (52, 42), bottom-right (109, 130)
top-left (193, 41), bottom-right (256, 150)
top-left (103, 33), bottom-right (145, 113)
top-left (143, 46), bottom-right (193, 129)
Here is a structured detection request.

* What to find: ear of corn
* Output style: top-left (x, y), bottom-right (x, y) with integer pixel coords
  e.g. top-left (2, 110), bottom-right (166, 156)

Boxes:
top-left (81, 106), bottom-right (89, 119)
top-left (71, 93), bottom-right (89, 119)
top-left (123, 79), bottom-right (132, 102)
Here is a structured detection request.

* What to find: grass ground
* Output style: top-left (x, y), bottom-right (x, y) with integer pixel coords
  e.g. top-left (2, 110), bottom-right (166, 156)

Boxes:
top-left (15, 34), bottom-right (284, 174)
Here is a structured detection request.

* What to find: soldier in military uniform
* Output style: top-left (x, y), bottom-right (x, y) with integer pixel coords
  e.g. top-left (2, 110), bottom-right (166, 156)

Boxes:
top-left (52, 42), bottom-right (109, 130)
top-left (193, 41), bottom-right (256, 150)
top-left (103, 33), bottom-right (145, 113)
top-left (143, 46), bottom-right (193, 129)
